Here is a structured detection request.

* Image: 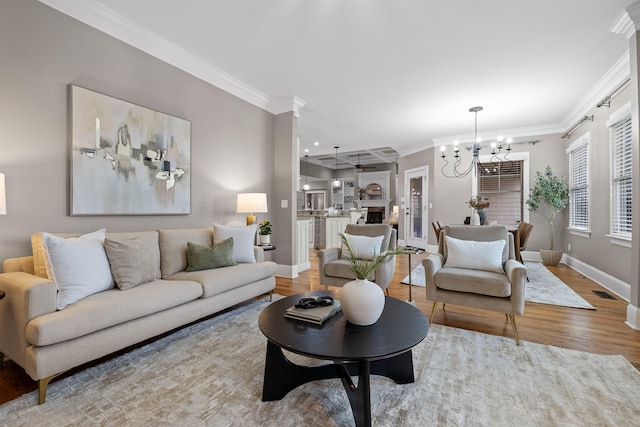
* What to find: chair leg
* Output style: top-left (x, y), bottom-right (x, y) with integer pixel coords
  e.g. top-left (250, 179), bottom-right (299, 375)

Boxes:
top-left (429, 302), bottom-right (439, 324)
top-left (507, 314), bottom-right (521, 346)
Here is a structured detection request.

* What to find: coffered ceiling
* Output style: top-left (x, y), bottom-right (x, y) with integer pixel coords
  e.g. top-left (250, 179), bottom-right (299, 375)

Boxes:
top-left (41, 0), bottom-right (636, 162)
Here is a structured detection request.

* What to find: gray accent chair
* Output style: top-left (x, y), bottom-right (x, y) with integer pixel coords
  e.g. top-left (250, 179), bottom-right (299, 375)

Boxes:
top-left (423, 225), bottom-right (528, 345)
top-left (318, 224), bottom-right (397, 292)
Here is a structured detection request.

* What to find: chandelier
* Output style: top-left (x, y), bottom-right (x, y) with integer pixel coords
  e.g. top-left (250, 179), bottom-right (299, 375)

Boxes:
top-left (439, 106), bottom-right (512, 178)
top-left (302, 154), bottom-right (311, 191)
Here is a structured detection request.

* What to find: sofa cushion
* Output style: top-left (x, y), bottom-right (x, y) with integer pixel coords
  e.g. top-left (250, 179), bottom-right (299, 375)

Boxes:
top-left (323, 258), bottom-right (375, 281)
top-left (25, 279), bottom-right (203, 347)
top-left (106, 231), bottom-right (161, 279)
top-left (167, 261), bottom-right (277, 298)
top-left (340, 233), bottom-right (384, 260)
top-left (104, 237), bottom-right (157, 290)
top-left (213, 224), bottom-right (257, 263)
top-left (158, 228), bottom-right (213, 277)
top-left (444, 225), bottom-right (510, 264)
top-left (42, 230), bottom-right (116, 310)
top-left (185, 239), bottom-right (237, 271)
top-left (444, 235), bottom-right (506, 273)
top-left (435, 267), bottom-right (512, 297)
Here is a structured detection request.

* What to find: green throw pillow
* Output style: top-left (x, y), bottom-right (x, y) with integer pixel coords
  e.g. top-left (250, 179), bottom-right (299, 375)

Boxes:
top-left (185, 238), bottom-right (237, 271)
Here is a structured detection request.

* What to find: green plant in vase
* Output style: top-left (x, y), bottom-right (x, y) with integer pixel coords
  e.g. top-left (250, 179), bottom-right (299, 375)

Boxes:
top-left (258, 219), bottom-right (272, 245)
top-left (526, 166), bottom-right (569, 265)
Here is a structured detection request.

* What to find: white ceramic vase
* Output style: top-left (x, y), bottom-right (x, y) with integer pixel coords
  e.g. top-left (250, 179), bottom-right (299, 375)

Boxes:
top-left (471, 210), bottom-right (480, 225)
top-left (340, 279), bottom-right (385, 326)
top-left (259, 234), bottom-right (270, 245)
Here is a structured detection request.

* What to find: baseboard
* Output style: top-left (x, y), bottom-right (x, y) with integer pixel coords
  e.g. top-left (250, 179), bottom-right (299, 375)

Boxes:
top-left (561, 254), bottom-right (630, 302)
top-left (626, 304), bottom-right (640, 330)
top-left (275, 264), bottom-right (297, 279)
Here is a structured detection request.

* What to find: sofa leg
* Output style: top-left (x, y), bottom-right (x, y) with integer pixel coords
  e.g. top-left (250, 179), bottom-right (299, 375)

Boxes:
top-left (269, 290), bottom-right (273, 302)
top-left (429, 302), bottom-right (438, 324)
top-left (507, 314), bottom-right (521, 346)
top-left (38, 373), bottom-right (63, 405)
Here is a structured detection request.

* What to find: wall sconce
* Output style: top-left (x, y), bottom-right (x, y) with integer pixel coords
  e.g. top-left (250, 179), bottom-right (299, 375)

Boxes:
top-left (0, 173), bottom-right (6, 215)
top-left (236, 193), bottom-right (267, 225)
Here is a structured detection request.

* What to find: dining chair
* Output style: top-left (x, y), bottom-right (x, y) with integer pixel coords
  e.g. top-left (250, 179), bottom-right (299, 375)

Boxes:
top-left (432, 221), bottom-right (444, 244)
top-left (517, 222), bottom-right (534, 264)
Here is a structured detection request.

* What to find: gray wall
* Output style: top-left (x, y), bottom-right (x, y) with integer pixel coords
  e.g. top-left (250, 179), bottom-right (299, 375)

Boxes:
top-left (563, 86), bottom-right (633, 284)
top-left (0, 0), bottom-right (275, 268)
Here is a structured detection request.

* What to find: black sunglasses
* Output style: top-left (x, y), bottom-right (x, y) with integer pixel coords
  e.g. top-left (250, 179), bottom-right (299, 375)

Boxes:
top-left (295, 296), bottom-right (334, 309)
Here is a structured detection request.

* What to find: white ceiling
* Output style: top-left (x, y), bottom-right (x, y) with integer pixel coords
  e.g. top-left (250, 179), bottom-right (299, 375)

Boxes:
top-left (42, 0), bottom-right (635, 159)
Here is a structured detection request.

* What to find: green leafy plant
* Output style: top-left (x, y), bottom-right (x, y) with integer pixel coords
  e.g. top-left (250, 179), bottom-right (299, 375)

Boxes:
top-left (258, 220), bottom-right (272, 236)
top-left (526, 166), bottom-right (569, 250)
top-left (339, 233), bottom-right (407, 280)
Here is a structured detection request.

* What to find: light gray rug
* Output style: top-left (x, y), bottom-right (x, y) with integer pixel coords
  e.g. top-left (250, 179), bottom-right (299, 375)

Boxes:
top-left (2, 296), bottom-right (637, 426)
top-left (402, 262), bottom-right (595, 310)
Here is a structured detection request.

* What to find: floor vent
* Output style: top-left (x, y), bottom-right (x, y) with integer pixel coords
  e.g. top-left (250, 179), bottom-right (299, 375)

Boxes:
top-left (592, 290), bottom-right (615, 300)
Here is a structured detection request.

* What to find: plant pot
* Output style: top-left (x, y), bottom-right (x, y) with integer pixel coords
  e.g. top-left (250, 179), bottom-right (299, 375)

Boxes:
top-left (540, 249), bottom-right (562, 266)
top-left (259, 234), bottom-right (271, 245)
top-left (340, 279), bottom-right (385, 326)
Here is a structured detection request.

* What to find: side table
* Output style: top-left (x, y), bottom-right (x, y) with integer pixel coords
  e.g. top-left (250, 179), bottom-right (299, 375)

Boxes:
top-left (401, 247), bottom-right (424, 305)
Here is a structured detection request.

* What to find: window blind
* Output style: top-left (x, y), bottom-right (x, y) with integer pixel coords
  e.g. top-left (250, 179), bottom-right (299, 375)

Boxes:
top-left (478, 161), bottom-right (523, 224)
top-left (611, 116), bottom-right (632, 237)
top-left (568, 141), bottom-right (589, 231)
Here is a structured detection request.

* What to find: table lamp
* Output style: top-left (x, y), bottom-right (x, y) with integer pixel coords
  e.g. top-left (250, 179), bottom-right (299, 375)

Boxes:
top-left (236, 193), bottom-right (267, 225)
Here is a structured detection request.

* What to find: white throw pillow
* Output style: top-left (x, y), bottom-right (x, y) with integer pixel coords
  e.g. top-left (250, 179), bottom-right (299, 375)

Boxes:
top-left (340, 233), bottom-right (385, 260)
top-left (43, 229), bottom-right (115, 310)
top-left (213, 223), bottom-right (257, 263)
top-left (444, 235), bottom-right (506, 273)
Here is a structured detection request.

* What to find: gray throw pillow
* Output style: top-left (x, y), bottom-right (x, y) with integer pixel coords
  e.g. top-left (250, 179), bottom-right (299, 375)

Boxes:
top-left (185, 238), bottom-right (237, 271)
top-left (104, 237), bottom-right (157, 290)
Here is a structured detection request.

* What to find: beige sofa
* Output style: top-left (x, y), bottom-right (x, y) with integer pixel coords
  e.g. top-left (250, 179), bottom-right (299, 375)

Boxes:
top-left (0, 227), bottom-right (277, 404)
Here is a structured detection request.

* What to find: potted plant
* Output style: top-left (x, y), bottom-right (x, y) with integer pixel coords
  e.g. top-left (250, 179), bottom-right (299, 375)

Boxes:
top-left (525, 166), bottom-right (569, 266)
top-left (338, 233), bottom-right (407, 325)
top-left (258, 219), bottom-right (272, 245)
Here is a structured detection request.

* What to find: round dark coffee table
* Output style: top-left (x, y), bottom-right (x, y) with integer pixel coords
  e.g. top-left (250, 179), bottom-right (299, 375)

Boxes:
top-left (258, 291), bottom-right (429, 427)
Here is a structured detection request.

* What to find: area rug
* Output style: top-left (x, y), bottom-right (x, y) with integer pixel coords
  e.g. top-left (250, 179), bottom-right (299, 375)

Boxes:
top-left (402, 262), bottom-right (595, 310)
top-left (1, 296), bottom-right (636, 426)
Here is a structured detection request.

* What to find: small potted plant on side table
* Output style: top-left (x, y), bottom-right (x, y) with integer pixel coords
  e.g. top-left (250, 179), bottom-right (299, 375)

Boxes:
top-left (258, 219), bottom-right (272, 246)
top-left (526, 166), bottom-right (569, 266)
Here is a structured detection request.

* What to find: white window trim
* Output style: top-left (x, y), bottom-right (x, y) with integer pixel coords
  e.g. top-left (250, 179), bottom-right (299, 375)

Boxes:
top-left (608, 102), bottom-right (632, 244)
top-left (471, 151), bottom-right (530, 223)
top-left (566, 132), bottom-right (591, 234)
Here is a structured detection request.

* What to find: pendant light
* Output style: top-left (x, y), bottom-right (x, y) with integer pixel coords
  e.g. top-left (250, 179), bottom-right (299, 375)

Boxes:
top-left (332, 146), bottom-right (342, 189)
top-left (302, 155), bottom-right (311, 191)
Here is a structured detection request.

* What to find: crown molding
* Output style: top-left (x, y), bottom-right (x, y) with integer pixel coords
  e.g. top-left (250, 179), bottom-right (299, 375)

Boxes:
top-left (38, 0), bottom-right (301, 116)
top-left (559, 51), bottom-right (630, 130)
top-left (270, 97), bottom-right (307, 118)
top-left (611, 2), bottom-right (640, 39)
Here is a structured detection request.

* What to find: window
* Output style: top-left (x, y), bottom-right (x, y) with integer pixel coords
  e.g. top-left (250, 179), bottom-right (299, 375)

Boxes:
top-left (477, 160), bottom-right (524, 224)
top-left (608, 104), bottom-right (632, 241)
top-left (473, 152), bottom-right (529, 224)
top-left (567, 133), bottom-right (590, 233)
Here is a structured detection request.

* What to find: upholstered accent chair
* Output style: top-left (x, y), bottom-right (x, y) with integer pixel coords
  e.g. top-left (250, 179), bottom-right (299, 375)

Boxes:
top-left (516, 222), bottom-right (534, 264)
top-left (318, 224), bottom-right (397, 292)
top-left (422, 225), bottom-right (528, 345)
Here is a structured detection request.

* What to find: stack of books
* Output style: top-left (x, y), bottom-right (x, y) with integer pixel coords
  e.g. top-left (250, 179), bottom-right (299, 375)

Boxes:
top-left (285, 300), bottom-right (342, 325)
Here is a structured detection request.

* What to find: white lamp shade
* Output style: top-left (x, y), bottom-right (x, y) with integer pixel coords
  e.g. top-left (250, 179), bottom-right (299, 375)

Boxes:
top-left (236, 193), bottom-right (268, 214)
top-left (0, 173), bottom-right (5, 215)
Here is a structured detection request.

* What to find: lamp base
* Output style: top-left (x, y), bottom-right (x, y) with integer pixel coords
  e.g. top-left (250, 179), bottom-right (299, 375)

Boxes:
top-left (246, 214), bottom-right (257, 225)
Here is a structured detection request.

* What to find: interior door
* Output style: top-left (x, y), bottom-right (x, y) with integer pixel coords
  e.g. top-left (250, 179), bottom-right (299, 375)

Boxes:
top-left (404, 166), bottom-right (429, 249)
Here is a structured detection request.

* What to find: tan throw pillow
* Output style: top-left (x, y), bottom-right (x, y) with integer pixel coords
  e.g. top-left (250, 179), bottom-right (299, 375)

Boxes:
top-left (104, 237), bottom-right (156, 290)
top-left (185, 238), bottom-right (237, 272)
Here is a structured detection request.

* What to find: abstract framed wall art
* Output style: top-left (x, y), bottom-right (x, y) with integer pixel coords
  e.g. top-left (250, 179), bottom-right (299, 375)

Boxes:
top-left (70, 85), bottom-right (191, 215)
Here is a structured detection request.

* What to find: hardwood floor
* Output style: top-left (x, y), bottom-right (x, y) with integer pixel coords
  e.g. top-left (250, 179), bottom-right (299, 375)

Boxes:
top-left (1, 249), bottom-right (639, 405)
